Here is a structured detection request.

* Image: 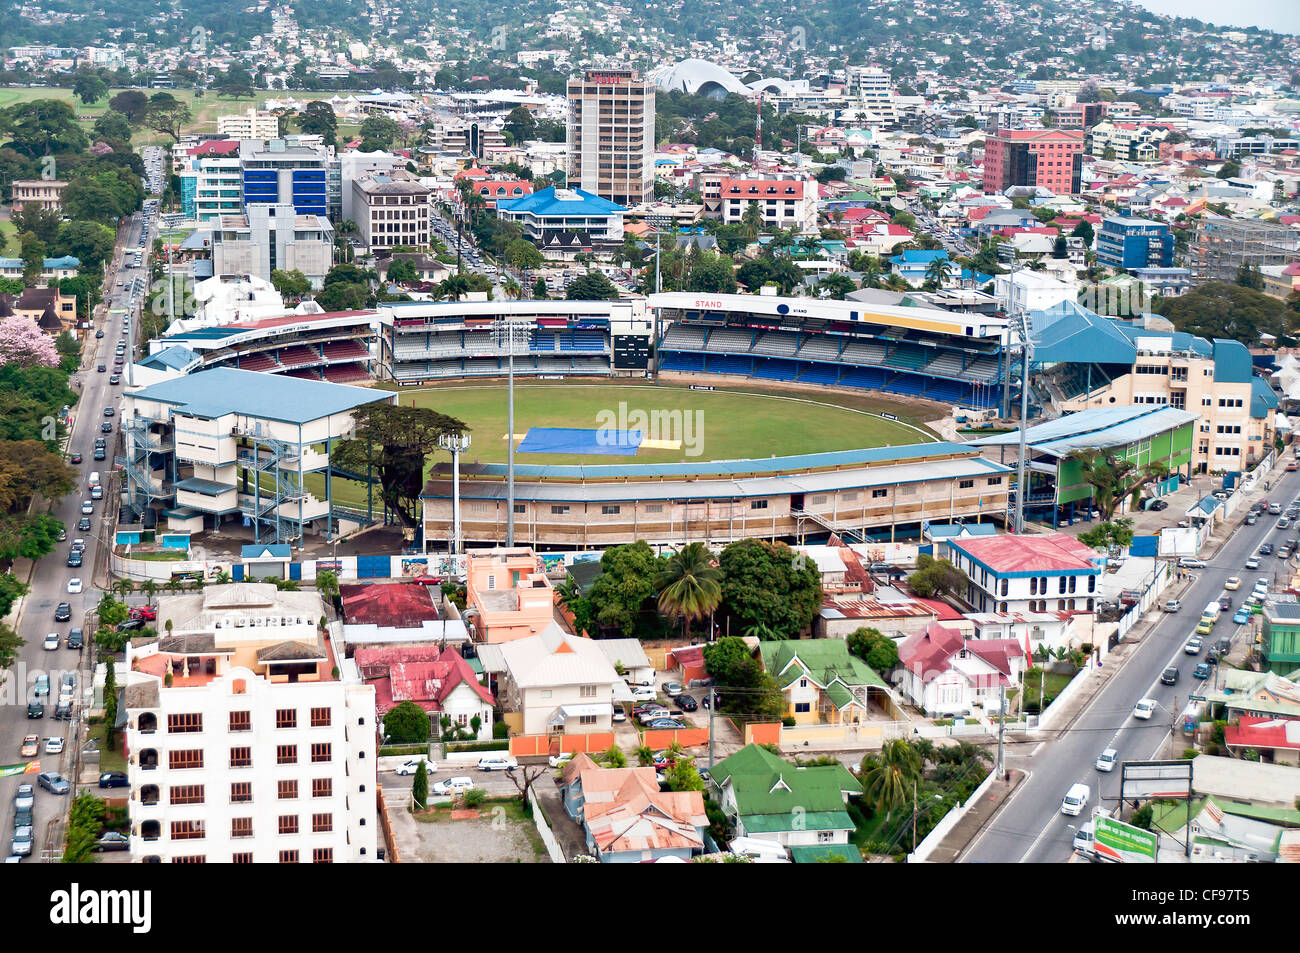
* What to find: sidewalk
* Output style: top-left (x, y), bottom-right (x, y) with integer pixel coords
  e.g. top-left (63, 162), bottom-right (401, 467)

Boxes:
top-left (924, 768), bottom-right (1024, 863)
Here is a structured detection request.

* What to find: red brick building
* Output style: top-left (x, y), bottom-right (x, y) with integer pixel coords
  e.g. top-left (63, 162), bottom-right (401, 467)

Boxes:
top-left (982, 129), bottom-right (1084, 196)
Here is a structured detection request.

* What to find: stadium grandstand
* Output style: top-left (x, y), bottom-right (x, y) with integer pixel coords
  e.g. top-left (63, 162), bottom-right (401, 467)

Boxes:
top-left (376, 299), bottom-right (653, 383)
top-left (649, 292), bottom-right (1011, 408)
top-left (152, 310), bottom-right (376, 384)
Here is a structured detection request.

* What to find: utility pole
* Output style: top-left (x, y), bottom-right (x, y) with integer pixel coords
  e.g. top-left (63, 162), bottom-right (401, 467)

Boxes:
top-left (912, 778), bottom-right (918, 852)
top-left (996, 684), bottom-right (1006, 780)
top-left (497, 317), bottom-right (526, 547)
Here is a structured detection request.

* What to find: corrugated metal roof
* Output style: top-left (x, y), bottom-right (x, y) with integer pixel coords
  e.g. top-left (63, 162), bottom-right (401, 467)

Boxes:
top-left (967, 405), bottom-right (1198, 459)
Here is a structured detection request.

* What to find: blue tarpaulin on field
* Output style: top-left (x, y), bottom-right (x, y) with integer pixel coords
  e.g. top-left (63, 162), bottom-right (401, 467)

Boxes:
top-left (516, 427), bottom-right (643, 455)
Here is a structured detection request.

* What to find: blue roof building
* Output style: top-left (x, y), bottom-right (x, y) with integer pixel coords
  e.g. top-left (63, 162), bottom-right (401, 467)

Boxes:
top-left (497, 186), bottom-right (626, 251)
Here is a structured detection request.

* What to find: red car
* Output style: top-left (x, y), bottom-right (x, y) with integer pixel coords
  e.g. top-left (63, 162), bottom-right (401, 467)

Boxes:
top-left (410, 575), bottom-right (442, 586)
top-left (129, 606), bottom-right (157, 621)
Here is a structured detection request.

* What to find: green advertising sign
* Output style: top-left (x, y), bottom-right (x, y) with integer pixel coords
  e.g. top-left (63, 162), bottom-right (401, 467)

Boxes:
top-left (1094, 816), bottom-right (1158, 863)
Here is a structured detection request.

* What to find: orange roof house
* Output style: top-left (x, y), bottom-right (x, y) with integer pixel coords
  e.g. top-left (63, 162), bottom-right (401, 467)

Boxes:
top-left (559, 758), bottom-right (707, 861)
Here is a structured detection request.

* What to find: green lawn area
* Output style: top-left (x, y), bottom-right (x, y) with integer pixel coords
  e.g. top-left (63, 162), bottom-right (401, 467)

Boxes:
top-left (87, 721), bottom-right (127, 774)
top-left (302, 381), bottom-right (939, 511)
top-left (127, 550), bottom-right (187, 561)
top-left (0, 219), bottom-right (17, 256)
top-left (1022, 668), bottom-right (1077, 712)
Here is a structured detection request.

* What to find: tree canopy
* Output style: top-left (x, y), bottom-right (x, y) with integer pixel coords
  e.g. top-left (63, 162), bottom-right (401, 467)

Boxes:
top-left (718, 538), bottom-right (822, 639)
top-left (1154, 281), bottom-right (1294, 346)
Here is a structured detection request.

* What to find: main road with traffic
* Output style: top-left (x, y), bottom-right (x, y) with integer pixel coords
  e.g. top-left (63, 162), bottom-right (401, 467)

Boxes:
top-left (963, 463), bottom-right (1300, 863)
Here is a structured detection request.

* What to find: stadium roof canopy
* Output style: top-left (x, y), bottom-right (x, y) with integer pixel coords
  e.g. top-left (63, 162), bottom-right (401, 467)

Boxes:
top-left (652, 59), bottom-right (750, 97)
top-left (968, 405), bottom-right (1199, 459)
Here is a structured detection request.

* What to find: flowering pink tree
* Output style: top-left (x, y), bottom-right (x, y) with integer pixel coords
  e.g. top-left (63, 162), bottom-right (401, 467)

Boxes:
top-left (0, 316), bottom-right (60, 368)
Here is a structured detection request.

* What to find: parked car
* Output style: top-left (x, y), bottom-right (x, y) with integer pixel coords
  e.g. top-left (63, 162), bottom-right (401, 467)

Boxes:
top-left (646, 718), bottom-right (688, 729)
top-left (393, 759), bottom-right (434, 776)
top-left (44, 737), bottom-right (63, 755)
top-left (129, 606), bottom-right (157, 621)
top-left (1178, 557), bottom-right (1207, 569)
top-left (11, 827), bottom-right (32, 857)
top-left (628, 685), bottom-right (657, 702)
top-left (1233, 608), bottom-right (1251, 625)
top-left (1148, 499), bottom-right (1168, 511)
top-left (476, 755), bottom-right (517, 772)
top-left (1184, 638), bottom-right (1203, 655)
top-left (1160, 666), bottom-right (1179, 685)
top-left (19, 735), bottom-right (38, 757)
top-left (663, 681), bottom-right (684, 697)
top-left (38, 772), bottom-right (69, 794)
top-left (98, 772), bottom-right (128, 789)
top-left (42, 632), bottom-right (58, 651)
top-left (548, 753), bottom-right (573, 768)
top-left (1094, 748), bottom-right (1118, 772)
top-left (676, 693), bottom-right (698, 712)
top-left (66, 629), bottom-right (82, 649)
top-left (1162, 600), bottom-right (1182, 613)
top-left (1133, 698), bottom-right (1158, 720)
top-left (92, 832), bottom-right (130, 853)
top-left (116, 618), bottom-right (145, 632)
top-left (14, 784), bottom-right (34, 810)
top-left (430, 776), bottom-right (474, 796)
top-left (611, 708), bottom-right (626, 723)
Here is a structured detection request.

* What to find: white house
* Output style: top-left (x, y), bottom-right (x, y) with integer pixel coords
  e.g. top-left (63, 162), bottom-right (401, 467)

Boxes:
top-left (898, 621), bottom-right (1027, 715)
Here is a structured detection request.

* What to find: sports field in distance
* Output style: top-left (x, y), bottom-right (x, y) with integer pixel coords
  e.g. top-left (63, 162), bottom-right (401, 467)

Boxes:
top-left (308, 382), bottom-right (939, 512)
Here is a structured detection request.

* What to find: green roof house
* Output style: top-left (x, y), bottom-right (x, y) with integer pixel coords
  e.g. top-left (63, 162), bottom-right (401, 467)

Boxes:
top-left (709, 744), bottom-right (861, 855)
top-left (758, 640), bottom-right (890, 726)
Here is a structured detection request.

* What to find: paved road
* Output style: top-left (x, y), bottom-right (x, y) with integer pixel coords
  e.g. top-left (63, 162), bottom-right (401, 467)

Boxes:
top-left (963, 465), bottom-right (1300, 863)
top-left (0, 153), bottom-right (163, 859)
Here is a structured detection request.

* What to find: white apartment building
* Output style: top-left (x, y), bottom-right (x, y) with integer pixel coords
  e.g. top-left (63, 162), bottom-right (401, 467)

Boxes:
top-left (352, 171), bottom-right (432, 253)
top-left (210, 203), bottom-right (335, 289)
top-left (716, 174), bottom-right (818, 234)
top-left (123, 584), bottom-right (378, 863)
top-left (217, 107), bottom-right (283, 140)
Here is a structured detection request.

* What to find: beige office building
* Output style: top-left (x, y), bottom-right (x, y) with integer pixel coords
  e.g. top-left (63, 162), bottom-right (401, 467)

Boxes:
top-left (567, 69), bottom-right (654, 207)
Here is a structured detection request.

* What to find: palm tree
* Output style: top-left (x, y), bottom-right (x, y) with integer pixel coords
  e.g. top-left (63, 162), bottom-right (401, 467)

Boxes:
top-left (635, 744), bottom-right (655, 767)
top-left (924, 256), bottom-right (948, 289)
top-left (503, 278), bottom-right (521, 299)
top-left (859, 255), bottom-right (884, 288)
top-left (437, 273), bottom-right (472, 302)
top-left (798, 235), bottom-right (822, 260)
top-left (914, 737), bottom-right (937, 766)
top-left (654, 542), bottom-right (722, 638)
top-left (141, 579), bottom-right (158, 607)
top-left (860, 739), bottom-right (922, 819)
top-left (115, 578), bottom-right (134, 600)
top-left (164, 578), bottom-right (180, 597)
top-left (741, 201), bottom-right (763, 240)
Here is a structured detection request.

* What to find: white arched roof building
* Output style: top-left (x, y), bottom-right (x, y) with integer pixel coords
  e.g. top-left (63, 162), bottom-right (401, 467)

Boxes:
top-left (652, 59), bottom-right (751, 98)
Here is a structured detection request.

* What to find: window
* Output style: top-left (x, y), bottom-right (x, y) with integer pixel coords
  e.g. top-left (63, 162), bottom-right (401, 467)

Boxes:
top-left (513, 503), bottom-right (525, 514)
top-left (229, 711), bottom-right (251, 732)
top-left (311, 743), bottom-right (332, 763)
top-left (1030, 577), bottom-right (1038, 596)
top-left (312, 778), bottom-right (333, 798)
top-left (601, 505), bottom-right (621, 515)
top-left (750, 500), bottom-right (768, 510)
top-left (578, 714), bottom-right (598, 726)
top-left (278, 779), bottom-right (299, 800)
top-left (871, 488), bottom-right (888, 499)
top-left (794, 702), bottom-right (811, 713)
top-left (312, 813), bottom-right (333, 833)
top-left (550, 505), bottom-right (569, 514)
top-left (959, 479), bottom-right (974, 489)
top-left (644, 504), bottom-right (663, 513)
top-left (278, 815), bottom-right (299, 835)
top-left (1058, 577), bottom-right (1067, 594)
top-left (276, 709), bottom-right (297, 729)
top-left (232, 853), bottom-right (253, 864)
top-left (170, 820), bottom-right (205, 841)
top-left (230, 782), bottom-right (252, 803)
top-left (231, 817), bottom-right (253, 839)
top-left (277, 744), bottom-right (298, 765)
top-left (169, 749), bottom-right (203, 770)
top-left (279, 850), bottom-right (299, 864)
top-left (172, 855), bottom-right (207, 864)
top-left (229, 747), bottom-right (252, 768)
top-left (310, 707), bottom-right (331, 728)
top-left (818, 830), bottom-right (836, 843)
top-left (312, 848), bottom-right (334, 864)
top-left (579, 685), bottom-right (597, 698)
top-left (1000, 578), bottom-right (1008, 597)
top-left (167, 713), bottom-right (203, 733)
top-left (169, 785), bottom-right (204, 805)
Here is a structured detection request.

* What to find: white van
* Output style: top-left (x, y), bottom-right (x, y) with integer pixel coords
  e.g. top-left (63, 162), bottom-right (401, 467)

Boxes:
top-left (1060, 782), bottom-right (1090, 816)
top-left (88, 471), bottom-right (101, 488)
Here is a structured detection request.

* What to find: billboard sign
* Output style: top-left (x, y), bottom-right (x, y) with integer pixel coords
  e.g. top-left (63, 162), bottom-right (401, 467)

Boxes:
top-left (1094, 816), bottom-right (1158, 864)
top-left (1120, 760), bottom-right (1193, 800)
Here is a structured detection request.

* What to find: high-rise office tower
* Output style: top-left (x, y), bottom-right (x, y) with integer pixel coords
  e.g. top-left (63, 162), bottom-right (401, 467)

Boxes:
top-left (566, 69), bottom-right (654, 207)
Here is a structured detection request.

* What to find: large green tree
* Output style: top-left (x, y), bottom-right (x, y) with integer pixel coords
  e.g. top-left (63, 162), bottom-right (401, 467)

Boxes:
top-left (566, 271), bottom-right (620, 300)
top-left (701, 636), bottom-right (785, 721)
top-left (860, 739), bottom-right (922, 820)
top-left (718, 538), bottom-right (822, 639)
top-left (1154, 281), bottom-right (1294, 346)
top-left (330, 403), bottom-right (467, 528)
top-left (907, 555), bottom-right (969, 599)
top-left (586, 541), bottom-right (663, 638)
top-left (383, 700), bottom-right (431, 743)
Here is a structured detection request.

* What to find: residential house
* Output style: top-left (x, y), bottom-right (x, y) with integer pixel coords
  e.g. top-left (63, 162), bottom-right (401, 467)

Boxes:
top-left (480, 624), bottom-right (627, 735)
top-left (0, 287), bottom-right (79, 335)
top-left (897, 621), bottom-right (1027, 715)
top-left (354, 644), bottom-right (494, 741)
top-left (465, 548), bottom-right (555, 644)
top-left (946, 532), bottom-right (1102, 616)
top-left (558, 755), bottom-right (708, 862)
top-left (709, 744), bottom-right (861, 859)
top-left (758, 639), bottom-right (891, 724)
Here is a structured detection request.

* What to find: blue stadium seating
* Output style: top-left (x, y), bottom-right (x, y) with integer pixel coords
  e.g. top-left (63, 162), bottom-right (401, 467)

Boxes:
top-left (798, 363), bottom-right (841, 385)
top-left (706, 355), bottom-right (755, 376)
top-left (753, 358), bottom-right (797, 381)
